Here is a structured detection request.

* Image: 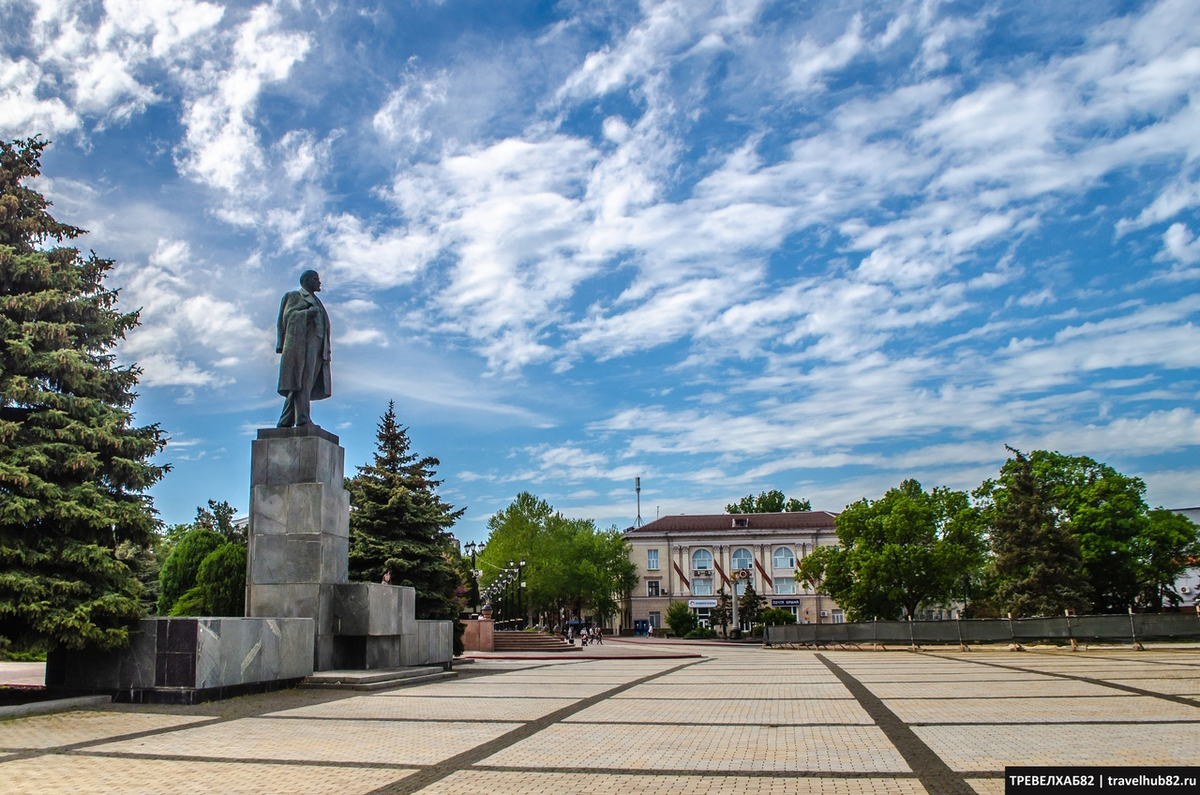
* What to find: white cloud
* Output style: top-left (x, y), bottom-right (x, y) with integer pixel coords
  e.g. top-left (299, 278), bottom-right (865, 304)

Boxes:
top-left (372, 62), bottom-right (448, 151)
top-left (786, 12), bottom-right (865, 93)
top-left (0, 59), bottom-right (79, 137)
top-left (176, 2), bottom-right (310, 194)
top-left (0, 0), bottom-right (223, 138)
top-left (1160, 223), bottom-right (1200, 265)
top-left (320, 214), bottom-right (435, 289)
top-left (117, 238), bottom-right (267, 391)
top-left (504, 443), bottom-right (643, 485)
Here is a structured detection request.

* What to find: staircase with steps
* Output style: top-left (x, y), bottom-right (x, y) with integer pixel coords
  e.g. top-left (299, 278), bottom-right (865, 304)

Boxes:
top-left (300, 666), bottom-right (456, 691)
top-left (492, 631), bottom-right (580, 653)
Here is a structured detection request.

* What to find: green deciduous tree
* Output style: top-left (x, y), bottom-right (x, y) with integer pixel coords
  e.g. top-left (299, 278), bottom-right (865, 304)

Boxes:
top-left (0, 138), bottom-right (168, 652)
top-left (1135, 509), bottom-right (1200, 610)
top-left (347, 402), bottom-right (464, 652)
top-left (799, 480), bottom-right (985, 620)
top-left (1026, 451), bottom-right (1147, 613)
top-left (976, 448), bottom-right (1091, 617)
top-left (480, 492), bottom-right (637, 627)
top-left (192, 499), bottom-right (243, 545)
top-left (979, 448), bottom-right (1158, 614)
top-left (154, 501), bottom-right (244, 615)
top-left (665, 600), bottom-right (697, 636)
top-left (726, 490), bottom-right (811, 513)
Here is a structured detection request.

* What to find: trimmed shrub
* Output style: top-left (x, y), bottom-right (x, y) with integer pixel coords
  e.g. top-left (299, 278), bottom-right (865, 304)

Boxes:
top-left (170, 543), bottom-right (247, 617)
top-left (157, 528), bottom-right (223, 615)
top-left (759, 607), bottom-right (797, 626)
top-left (684, 626), bottom-right (718, 639)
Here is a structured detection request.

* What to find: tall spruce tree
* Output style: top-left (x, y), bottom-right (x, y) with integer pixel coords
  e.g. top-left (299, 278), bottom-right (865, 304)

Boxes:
top-left (977, 447), bottom-right (1090, 617)
top-left (347, 402), bottom-right (464, 647)
top-left (0, 138), bottom-right (167, 651)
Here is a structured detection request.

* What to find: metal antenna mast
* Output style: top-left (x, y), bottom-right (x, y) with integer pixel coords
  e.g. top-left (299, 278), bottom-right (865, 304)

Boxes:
top-left (635, 476), bottom-right (642, 528)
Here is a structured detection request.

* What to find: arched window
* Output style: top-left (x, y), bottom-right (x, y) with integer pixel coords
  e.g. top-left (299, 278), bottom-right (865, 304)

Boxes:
top-left (731, 548), bottom-right (753, 570)
top-left (691, 549), bottom-right (713, 569)
top-left (773, 546), bottom-right (795, 569)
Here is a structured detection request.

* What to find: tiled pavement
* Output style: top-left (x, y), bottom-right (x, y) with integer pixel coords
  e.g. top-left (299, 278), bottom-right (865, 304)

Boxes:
top-left (4, 645), bottom-right (1200, 794)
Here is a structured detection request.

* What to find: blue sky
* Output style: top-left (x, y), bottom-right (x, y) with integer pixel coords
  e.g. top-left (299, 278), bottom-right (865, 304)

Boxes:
top-left (4, 0), bottom-right (1199, 542)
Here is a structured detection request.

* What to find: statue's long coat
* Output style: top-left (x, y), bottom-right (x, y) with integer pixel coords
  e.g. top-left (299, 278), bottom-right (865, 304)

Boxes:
top-left (276, 289), bottom-right (332, 400)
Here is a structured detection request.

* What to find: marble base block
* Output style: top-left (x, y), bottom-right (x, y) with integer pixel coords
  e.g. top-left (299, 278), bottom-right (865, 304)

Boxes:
top-left (46, 617), bottom-right (314, 702)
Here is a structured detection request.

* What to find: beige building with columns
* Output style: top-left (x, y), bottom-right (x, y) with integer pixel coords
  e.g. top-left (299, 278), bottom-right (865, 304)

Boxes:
top-left (622, 511), bottom-right (842, 632)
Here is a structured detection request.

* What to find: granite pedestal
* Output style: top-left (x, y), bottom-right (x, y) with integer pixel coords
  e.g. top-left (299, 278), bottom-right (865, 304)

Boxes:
top-left (246, 425), bottom-right (453, 671)
top-left (246, 425), bottom-right (350, 669)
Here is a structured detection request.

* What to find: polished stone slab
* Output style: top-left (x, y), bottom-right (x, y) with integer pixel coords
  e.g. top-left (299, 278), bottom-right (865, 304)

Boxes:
top-left (45, 617), bottom-right (314, 701)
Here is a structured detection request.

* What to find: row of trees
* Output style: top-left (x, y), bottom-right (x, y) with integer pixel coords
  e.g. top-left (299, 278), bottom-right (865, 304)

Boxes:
top-left (799, 448), bottom-right (1200, 620)
top-left (479, 492), bottom-right (637, 628)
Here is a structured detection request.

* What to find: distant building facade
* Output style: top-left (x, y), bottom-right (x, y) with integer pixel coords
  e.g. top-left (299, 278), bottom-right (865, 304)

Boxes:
top-left (1172, 507), bottom-right (1200, 609)
top-left (622, 511), bottom-right (841, 632)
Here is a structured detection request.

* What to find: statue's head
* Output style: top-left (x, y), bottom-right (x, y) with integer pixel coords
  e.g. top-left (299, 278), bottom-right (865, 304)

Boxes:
top-left (300, 270), bottom-right (321, 293)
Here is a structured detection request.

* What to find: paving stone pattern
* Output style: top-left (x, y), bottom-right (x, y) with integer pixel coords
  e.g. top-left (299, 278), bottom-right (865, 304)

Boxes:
top-left (4, 647), bottom-right (1200, 794)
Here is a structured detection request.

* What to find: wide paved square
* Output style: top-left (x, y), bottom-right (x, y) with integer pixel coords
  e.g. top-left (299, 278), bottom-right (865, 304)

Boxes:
top-left (4, 642), bottom-right (1200, 794)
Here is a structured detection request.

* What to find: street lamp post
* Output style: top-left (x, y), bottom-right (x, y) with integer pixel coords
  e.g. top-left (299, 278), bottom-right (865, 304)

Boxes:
top-left (502, 574), bottom-right (510, 629)
top-left (504, 568), bottom-right (516, 629)
top-left (516, 559), bottom-right (527, 629)
top-left (500, 574), bottom-right (509, 628)
top-left (464, 541), bottom-right (484, 615)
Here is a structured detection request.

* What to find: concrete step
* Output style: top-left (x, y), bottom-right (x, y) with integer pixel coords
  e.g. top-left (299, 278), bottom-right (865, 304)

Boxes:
top-left (300, 667), bottom-right (457, 691)
top-left (492, 633), bottom-right (580, 652)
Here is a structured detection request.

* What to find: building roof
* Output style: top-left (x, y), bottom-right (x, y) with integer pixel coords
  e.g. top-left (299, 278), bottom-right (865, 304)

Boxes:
top-left (626, 511), bottom-right (837, 534)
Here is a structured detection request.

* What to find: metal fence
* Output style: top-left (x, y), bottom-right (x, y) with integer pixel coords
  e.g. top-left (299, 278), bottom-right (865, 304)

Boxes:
top-left (764, 611), bottom-right (1200, 648)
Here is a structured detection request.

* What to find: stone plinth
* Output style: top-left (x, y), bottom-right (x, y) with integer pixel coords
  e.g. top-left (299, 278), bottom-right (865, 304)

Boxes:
top-left (46, 617), bottom-right (314, 703)
top-left (463, 617), bottom-right (494, 652)
top-left (246, 425), bottom-right (349, 669)
top-left (315, 582), bottom-right (419, 670)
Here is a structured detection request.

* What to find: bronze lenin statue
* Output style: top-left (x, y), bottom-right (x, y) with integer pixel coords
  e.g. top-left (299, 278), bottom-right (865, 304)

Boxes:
top-left (276, 270), bottom-right (331, 427)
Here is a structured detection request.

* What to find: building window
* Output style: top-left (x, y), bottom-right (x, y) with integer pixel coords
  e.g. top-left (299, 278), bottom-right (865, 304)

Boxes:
top-left (774, 577), bottom-right (795, 595)
top-left (647, 580), bottom-right (660, 597)
top-left (731, 548), bottom-right (752, 570)
top-left (693, 578), bottom-right (714, 596)
top-left (648, 611), bottom-right (661, 628)
top-left (735, 577), bottom-right (753, 596)
top-left (733, 517), bottom-right (748, 528)
top-left (691, 549), bottom-right (713, 570)
top-left (647, 549), bottom-right (659, 570)
top-left (831, 609), bottom-right (845, 624)
top-left (772, 547), bottom-right (795, 569)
